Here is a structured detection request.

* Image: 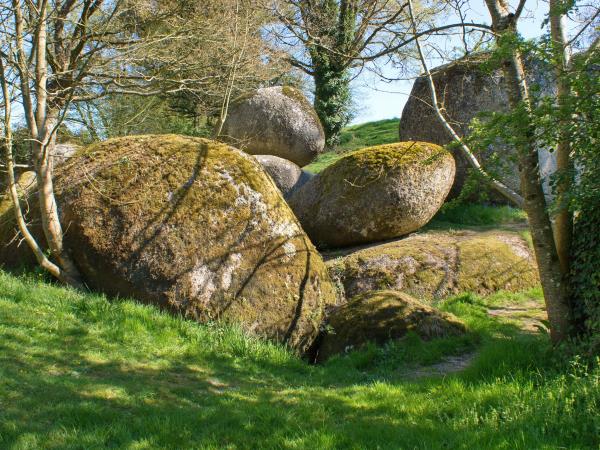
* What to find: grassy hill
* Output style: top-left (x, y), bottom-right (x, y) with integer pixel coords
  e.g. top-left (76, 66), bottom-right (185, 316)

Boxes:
top-left (1, 268), bottom-right (598, 449)
top-left (305, 118), bottom-right (399, 173)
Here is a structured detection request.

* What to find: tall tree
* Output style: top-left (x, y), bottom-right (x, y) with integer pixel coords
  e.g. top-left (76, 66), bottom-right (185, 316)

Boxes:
top-left (404, 0), bottom-right (598, 343)
top-left (271, 0), bottom-right (412, 147)
top-left (481, 0), bottom-right (573, 342)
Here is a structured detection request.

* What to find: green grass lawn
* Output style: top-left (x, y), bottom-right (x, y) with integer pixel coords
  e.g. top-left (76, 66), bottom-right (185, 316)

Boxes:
top-left (304, 118), bottom-right (399, 173)
top-left (1, 271), bottom-right (598, 449)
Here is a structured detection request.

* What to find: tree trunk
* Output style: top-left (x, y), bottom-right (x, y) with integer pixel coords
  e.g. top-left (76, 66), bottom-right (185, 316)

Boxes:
top-left (549, 0), bottom-right (574, 274)
top-left (484, 0), bottom-right (573, 343)
top-left (33, 114), bottom-right (84, 288)
top-left (313, 59), bottom-right (352, 148)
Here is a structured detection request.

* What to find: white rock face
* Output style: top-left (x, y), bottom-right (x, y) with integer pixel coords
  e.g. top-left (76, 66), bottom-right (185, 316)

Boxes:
top-left (221, 86), bottom-right (325, 167)
top-left (53, 143), bottom-right (79, 165)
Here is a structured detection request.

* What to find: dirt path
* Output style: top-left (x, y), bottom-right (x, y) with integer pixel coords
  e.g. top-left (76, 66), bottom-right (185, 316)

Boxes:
top-left (402, 352), bottom-right (478, 380)
top-left (487, 299), bottom-right (548, 333)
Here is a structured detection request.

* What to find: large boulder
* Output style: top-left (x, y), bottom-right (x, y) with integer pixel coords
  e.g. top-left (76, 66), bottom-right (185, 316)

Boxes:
top-left (399, 54), bottom-right (556, 198)
top-left (316, 290), bottom-right (466, 362)
top-left (254, 155), bottom-right (313, 199)
top-left (325, 229), bottom-right (540, 301)
top-left (0, 135), bottom-right (338, 354)
top-left (221, 86), bottom-right (325, 167)
top-left (288, 142), bottom-right (455, 248)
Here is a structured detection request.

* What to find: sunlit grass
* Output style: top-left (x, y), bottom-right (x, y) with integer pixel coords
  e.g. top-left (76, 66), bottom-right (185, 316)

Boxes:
top-left (0, 271), bottom-right (598, 449)
top-left (304, 119), bottom-right (399, 173)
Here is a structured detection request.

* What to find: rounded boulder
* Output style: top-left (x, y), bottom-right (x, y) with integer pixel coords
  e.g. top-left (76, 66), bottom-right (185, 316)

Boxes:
top-left (221, 86), bottom-right (325, 167)
top-left (254, 155), bottom-right (313, 199)
top-left (288, 142), bottom-right (455, 248)
top-left (6, 135), bottom-right (338, 354)
top-left (399, 54), bottom-right (556, 199)
top-left (316, 290), bottom-right (466, 362)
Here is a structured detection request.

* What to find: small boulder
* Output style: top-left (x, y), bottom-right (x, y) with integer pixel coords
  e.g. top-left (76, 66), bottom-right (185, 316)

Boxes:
top-left (316, 290), bottom-right (466, 362)
top-left (254, 155), bottom-right (313, 199)
top-left (325, 229), bottom-right (539, 300)
top-left (221, 86), bottom-right (325, 167)
top-left (288, 142), bottom-right (455, 248)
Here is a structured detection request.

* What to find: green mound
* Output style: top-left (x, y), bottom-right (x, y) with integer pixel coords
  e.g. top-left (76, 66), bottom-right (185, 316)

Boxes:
top-left (305, 118), bottom-right (399, 174)
top-left (316, 290), bottom-right (466, 362)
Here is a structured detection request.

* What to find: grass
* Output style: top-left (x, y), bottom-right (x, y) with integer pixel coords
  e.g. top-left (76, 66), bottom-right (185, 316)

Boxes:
top-left (304, 118), bottom-right (399, 173)
top-left (426, 203), bottom-right (528, 231)
top-left (337, 118), bottom-right (399, 152)
top-left (1, 271), bottom-right (599, 449)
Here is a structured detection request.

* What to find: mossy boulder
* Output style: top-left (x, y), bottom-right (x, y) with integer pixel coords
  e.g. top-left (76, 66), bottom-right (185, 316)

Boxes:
top-left (316, 290), bottom-right (466, 362)
top-left (288, 142), bottom-right (455, 248)
top-left (1, 135), bottom-right (338, 354)
top-left (254, 155), bottom-right (313, 199)
top-left (325, 229), bottom-right (539, 300)
top-left (221, 86), bottom-right (325, 167)
top-left (399, 54), bottom-right (556, 199)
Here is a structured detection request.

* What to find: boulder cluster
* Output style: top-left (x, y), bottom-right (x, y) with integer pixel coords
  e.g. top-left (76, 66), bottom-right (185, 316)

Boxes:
top-left (0, 83), bottom-right (539, 362)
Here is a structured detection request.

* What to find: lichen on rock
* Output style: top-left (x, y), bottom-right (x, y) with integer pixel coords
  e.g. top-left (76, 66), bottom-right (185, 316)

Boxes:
top-left (1, 135), bottom-right (338, 354)
top-left (324, 229), bottom-right (539, 301)
top-left (288, 141), bottom-right (455, 248)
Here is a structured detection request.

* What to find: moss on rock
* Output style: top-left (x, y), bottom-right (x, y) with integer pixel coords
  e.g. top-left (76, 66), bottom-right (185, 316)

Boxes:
top-left (2, 135), bottom-right (338, 354)
top-left (288, 142), bottom-right (455, 248)
top-left (316, 290), bottom-right (466, 362)
top-left (325, 229), bottom-right (539, 301)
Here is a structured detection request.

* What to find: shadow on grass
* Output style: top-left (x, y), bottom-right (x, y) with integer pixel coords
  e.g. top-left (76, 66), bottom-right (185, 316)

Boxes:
top-left (0, 280), bottom-right (597, 449)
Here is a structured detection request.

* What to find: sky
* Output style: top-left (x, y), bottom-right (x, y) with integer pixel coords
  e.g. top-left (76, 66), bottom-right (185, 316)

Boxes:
top-left (350, 0), bottom-right (551, 124)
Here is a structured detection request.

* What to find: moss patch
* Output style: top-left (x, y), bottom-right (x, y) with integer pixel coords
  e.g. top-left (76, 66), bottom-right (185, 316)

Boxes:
top-left (317, 290), bottom-right (466, 362)
top-left (325, 229), bottom-right (539, 301)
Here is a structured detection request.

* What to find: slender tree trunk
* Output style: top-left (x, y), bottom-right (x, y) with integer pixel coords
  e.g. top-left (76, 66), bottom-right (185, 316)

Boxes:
top-left (549, 0), bottom-right (574, 274)
top-left (0, 55), bottom-right (73, 285)
top-left (406, 0), bottom-right (524, 207)
top-left (484, 0), bottom-right (572, 343)
top-left (13, 0), bottom-right (83, 288)
top-left (33, 122), bottom-right (83, 288)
